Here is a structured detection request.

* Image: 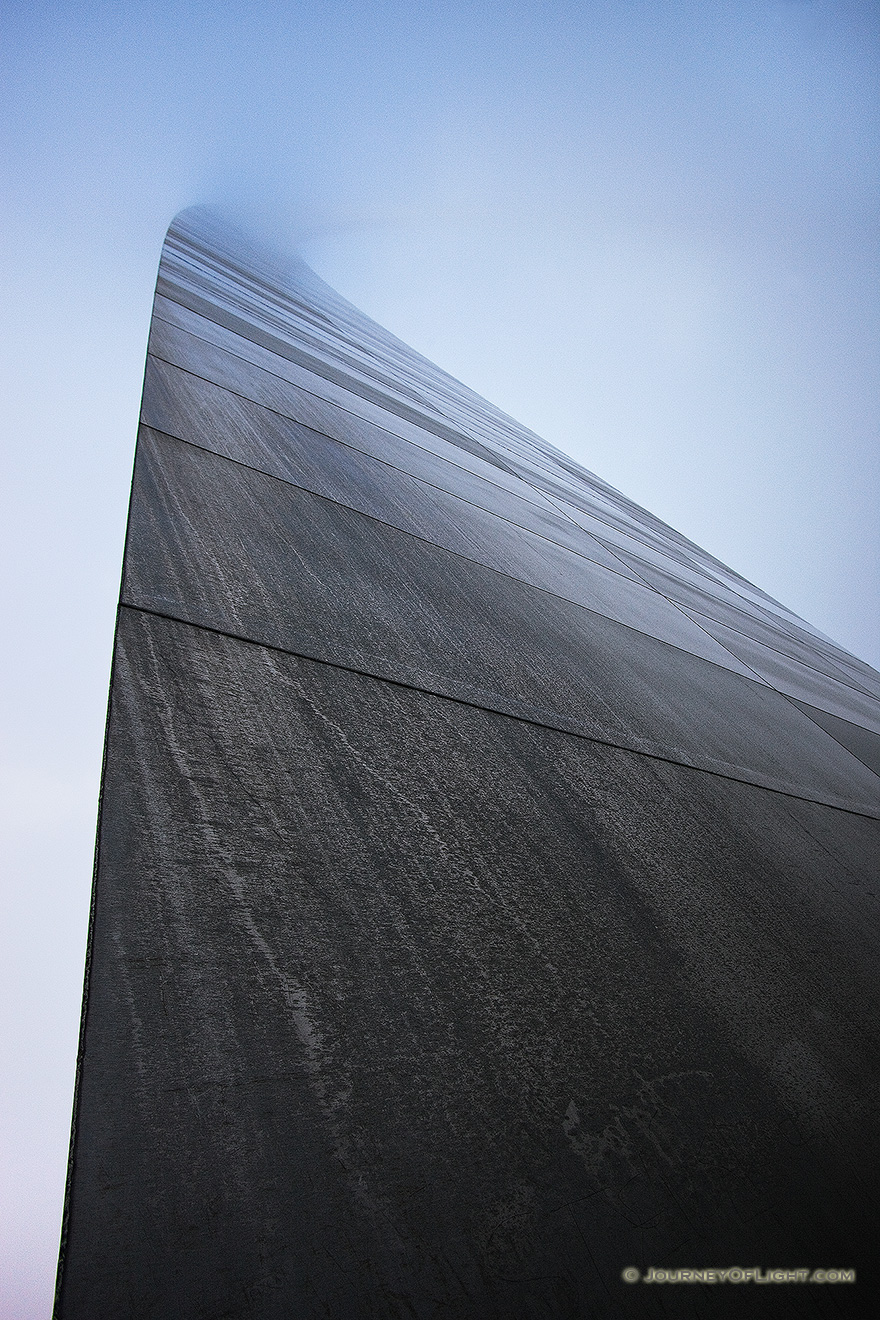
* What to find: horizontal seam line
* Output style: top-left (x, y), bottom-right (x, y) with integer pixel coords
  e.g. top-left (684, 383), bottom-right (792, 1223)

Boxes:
top-left (118, 601), bottom-right (880, 821)
top-left (138, 423), bottom-right (781, 689)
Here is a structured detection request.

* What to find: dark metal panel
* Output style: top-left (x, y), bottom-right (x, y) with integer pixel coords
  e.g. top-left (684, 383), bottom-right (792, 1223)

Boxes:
top-left (790, 699), bottom-right (880, 778)
top-left (145, 321), bottom-right (595, 526)
top-left (560, 499), bottom-right (818, 627)
top-left (147, 308), bottom-right (871, 688)
top-left (608, 552), bottom-right (880, 698)
top-left (150, 214), bottom-right (863, 665)
top-left (151, 281), bottom-right (527, 482)
top-left (138, 363), bottom-right (780, 675)
top-left (150, 300), bottom-right (726, 590)
top-left (683, 613), bottom-right (880, 735)
top-left (59, 211), bottom-right (880, 1319)
top-left (140, 353), bottom-right (634, 573)
top-left (121, 432), bottom-right (880, 812)
top-left (58, 609), bottom-right (880, 1319)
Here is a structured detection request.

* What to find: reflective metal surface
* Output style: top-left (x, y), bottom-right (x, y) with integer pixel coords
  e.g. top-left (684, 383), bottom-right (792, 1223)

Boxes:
top-left (56, 208), bottom-right (880, 1320)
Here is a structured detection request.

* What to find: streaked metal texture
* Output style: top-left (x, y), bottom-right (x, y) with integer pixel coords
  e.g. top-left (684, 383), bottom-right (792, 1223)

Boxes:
top-left (56, 208), bottom-right (880, 1319)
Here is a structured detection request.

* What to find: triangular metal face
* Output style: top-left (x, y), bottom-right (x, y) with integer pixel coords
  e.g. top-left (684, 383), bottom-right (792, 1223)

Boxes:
top-left (56, 209), bottom-right (880, 1318)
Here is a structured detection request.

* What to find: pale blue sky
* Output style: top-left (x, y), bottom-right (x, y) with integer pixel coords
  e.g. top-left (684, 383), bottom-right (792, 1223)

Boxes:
top-left (1, 2), bottom-right (878, 1314)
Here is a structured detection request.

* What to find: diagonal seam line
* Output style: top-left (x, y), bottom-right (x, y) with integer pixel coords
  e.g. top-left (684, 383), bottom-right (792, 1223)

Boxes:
top-left (151, 303), bottom-right (861, 660)
top-left (154, 282), bottom-right (523, 482)
top-left (138, 424), bottom-right (785, 690)
top-left (118, 601), bottom-right (880, 821)
top-left (530, 483), bottom-right (880, 712)
top-left (148, 322), bottom-right (588, 528)
top-left (161, 269), bottom-right (750, 569)
top-left (137, 393), bottom-right (647, 597)
top-left (149, 308), bottom-right (880, 709)
top-left (165, 231), bottom-right (577, 465)
top-left (151, 304), bottom-right (794, 613)
top-left (784, 701), bottom-right (880, 782)
top-left (514, 472), bottom-right (880, 717)
top-left (154, 287), bottom-right (811, 615)
top-left (671, 601), bottom-right (880, 704)
top-left (137, 406), bottom-right (880, 735)
top-left (151, 303), bottom-right (725, 576)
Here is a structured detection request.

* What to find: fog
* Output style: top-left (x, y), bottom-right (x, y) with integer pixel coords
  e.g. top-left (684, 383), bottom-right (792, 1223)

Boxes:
top-left (1, 2), bottom-right (877, 1314)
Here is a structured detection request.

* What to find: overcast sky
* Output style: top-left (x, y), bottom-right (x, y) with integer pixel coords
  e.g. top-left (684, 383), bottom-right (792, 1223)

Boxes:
top-left (1, 2), bottom-right (878, 1315)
